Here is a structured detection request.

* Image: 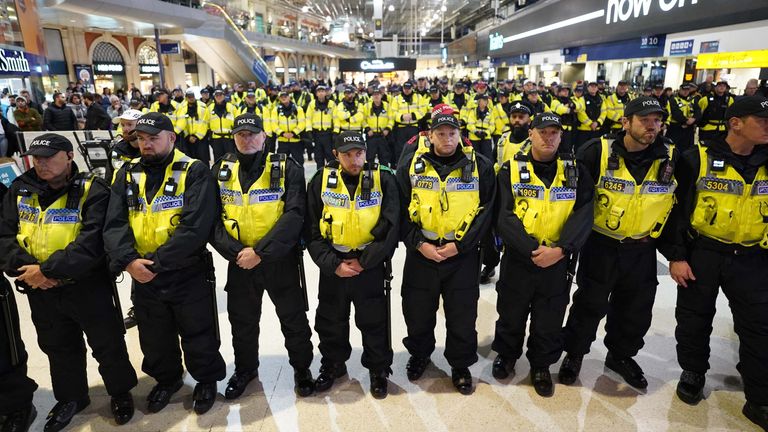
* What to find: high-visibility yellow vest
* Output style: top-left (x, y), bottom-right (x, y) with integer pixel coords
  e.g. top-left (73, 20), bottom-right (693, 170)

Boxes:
top-left (669, 95), bottom-right (693, 125)
top-left (217, 153), bottom-right (286, 246)
top-left (174, 100), bottom-right (208, 139)
top-left (407, 146), bottom-right (481, 241)
top-left (690, 145), bottom-right (768, 248)
top-left (391, 94), bottom-right (425, 126)
top-left (127, 149), bottom-right (195, 256)
top-left (319, 164), bottom-right (382, 252)
top-left (593, 138), bottom-right (676, 240)
top-left (16, 174), bottom-right (94, 262)
top-left (509, 154), bottom-right (577, 245)
top-left (333, 101), bottom-right (364, 133)
top-left (271, 104), bottom-right (306, 143)
top-left (204, 103), bottom-right (238, 138)
top-left (306, 99), bottom-right (336, 132)
top-left (497, 134), bottom-right (530, 165)
top-left (465, 107), bottom-right (496, 141)
top-left (364, 101), bottom-right (393, 133)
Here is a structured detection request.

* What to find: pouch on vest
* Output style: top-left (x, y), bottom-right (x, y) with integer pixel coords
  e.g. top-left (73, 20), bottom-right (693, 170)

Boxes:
top-left (223, 219), bottom-right (240, 240)
top-left (455, 206), bottom-right (482, 240)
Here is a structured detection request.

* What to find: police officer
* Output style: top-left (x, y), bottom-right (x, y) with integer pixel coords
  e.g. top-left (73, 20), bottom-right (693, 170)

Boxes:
top-left (604, 80), bottom-right (632, 134)
top-left (550, 85), bottom-right (576, 151)
top-left (306, 85), bottom-right (336, 168)
top-left (0, 134), bottom-right (137, 430)
top-left (698, 81), bottom-right (735, 142)
top-left (272, 88), bottom-right (307, 165)
top-left (491, 90), bottom-right (512, 146)
top-left (205, 89), bottom-right (238, 161)
top-left (210, 113), bottom-right (315, 399)
top-left (397, 113), bottom-right (496, 395)
top-left (305, 131), bottom-right (399, 398)
top-left (664, 96), bottom-right (768, 431)
top-left (149, 89), bottom-right (179, 124)
top-left (238, 90), bottom-right (262, 116)
top-left (666, 83), bottom-right (698, 152)
top-left (465, 94), bottom-right (496, 161)
top-left (447, 82), bottom-right (470, 117)
top-left (573, 82), bottom-right (606, 150)
top-left (391, 81), bottom-right (425, 168)
top-left (175, 90), bottom-right (209, 164)
top-left (521, 90), bottom-right (550, 117)
top-left (0, 183), bottom-right (38, 432)
top-left (363, 87), bottom-right (393, 167)
top-left (495, 103), bottom-right (534, 165)
top-left (104, 112), bottom-right (226, 415)
top-left (334, 86), bottom-right (364, 136)
top-left (559, 97), bottom-right (678, 390)
top-left (492, 113), bottom-right (593, 397)
top-left (108, 110), bottom-right (144, 184)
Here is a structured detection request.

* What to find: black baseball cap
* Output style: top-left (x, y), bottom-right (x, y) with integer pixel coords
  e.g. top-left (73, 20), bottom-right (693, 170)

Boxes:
top-left (185, 89), bottom-right (195, 96)
top-left (431, 113), bottom-right (461, 130)
top-left (22, 133), bottom-right (73, 157)
top-left (509, 102), bottom-right (532, 115)
top-left (617, 80), bottom-right (629, 86)
top-left (334, 131), bottom-right (366, 152)
top-left (653, 83), bottom-right (664, 90)
top-left (315, 85), bottom-right (328, 91)
top-left (574, 85), bottom-right (584, 92)
top-left (429, 86), bottom-right (439, 93)
top-left (344, 85), bottom-right (355, 93)
top-left (134, 112), bottom-right (175, 135)
top-left (725, 96), bottom-right (768, 120)
top-left (623, 96), bottom-right (666, 117)
top-left (232, 113), bottom-right (264, 134)
top-left (531, 113), bottom-right (562, 130)
top-left (200, 88), bottom-right (210, 94)
top-left (402, 81), bottom-right (413, 89)
top-left (213, 89), bottom-right (224, 95)
top-left (475, 93), bottom-right (489, 100)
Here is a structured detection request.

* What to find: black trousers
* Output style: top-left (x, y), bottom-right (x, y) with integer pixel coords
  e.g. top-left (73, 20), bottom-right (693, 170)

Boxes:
top-left (402, 248), bottom-right (481, 368)
top-left (481, 231), bottom-right (500, 269)
top-left (563, 234), bottom-right (658, 358)
top-left (226, 256), bottom-right (313, 372)
top-left (666, 124), bottom-right (696, 153)
top-left (493, 255), bottom-right (570, 367)
top-left (133, 266), bottom-right (226, 385)
top-left (315, 263), bottom-right (392, 372)
top-left (366, 134), bottom-right (391, 167)
top-left (26, 277), bottom-right (137, 402)
top-left (676, 245), bottom-right (768, 405)
top-left (265, 136), bottom-right (277, 153)
top-left (0, 279), bottom-right (37, 414)
top-left (211, 137), bottom-right (235, 162)
top-left (393, 125), bottom-right (420, 169)
top-left (277, 140), bottom-right (305, 165)
top-left (313, 131), bottom-right (334, 168)
top-left (470, 139), bottom-right (493, 161)
top-left (573, 130), bottom-right (601, 152)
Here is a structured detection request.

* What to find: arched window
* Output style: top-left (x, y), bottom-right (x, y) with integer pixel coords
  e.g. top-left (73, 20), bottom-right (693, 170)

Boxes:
top-left (138, 45), bottom-right (159, 64)
top-left (92, 42), bottom-right (124, 64)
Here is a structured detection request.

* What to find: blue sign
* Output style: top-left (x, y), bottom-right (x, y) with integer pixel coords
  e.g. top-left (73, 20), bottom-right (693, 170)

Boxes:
top-left (0, 162), bottom-right (20, 188)
top-left (700, 40), bottom-right (719, 53)
top-left (159, 43), bottom-right (180, 55)
top-left (564, 35), bottom-right (666, 62)
top-left (251, 59), bottom-right (270, 85)
top-left (640, 35), bottom-right (663, 49)
top-left (670, 39), bottom-right (694, 56)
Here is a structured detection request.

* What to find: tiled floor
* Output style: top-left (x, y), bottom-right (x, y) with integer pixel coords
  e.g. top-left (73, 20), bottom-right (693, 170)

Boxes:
top-left (15, 245), bottom-right (760, 432)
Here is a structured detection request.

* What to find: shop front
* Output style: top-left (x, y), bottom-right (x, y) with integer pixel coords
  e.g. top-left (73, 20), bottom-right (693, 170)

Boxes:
top-left (92, 41), bottom-right (127, 92)
top-left (138, 45), bottom-right (160, 94)
top-left (338, 57), bottom-right (416, 85)
top-left (0, 47), bottom-right (45, 100)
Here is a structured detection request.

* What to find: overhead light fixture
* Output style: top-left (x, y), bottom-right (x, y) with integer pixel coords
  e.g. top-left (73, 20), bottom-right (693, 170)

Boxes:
top-left (369, 32), bottom-right (374, 37)
top-left (441, 5), bottom-right (447, 12)
top-left (325, 16), bottom-right (332, 22)
top-left (301, 6), bottom-right (309, 12)
top-left (388, 4), bottom-right (395, 11)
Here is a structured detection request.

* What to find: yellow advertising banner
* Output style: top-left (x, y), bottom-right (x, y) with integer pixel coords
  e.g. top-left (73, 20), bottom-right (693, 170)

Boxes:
top-left (697, 50), bottom-right (768, 70)
top-left (14, 0), bottom-right (44, 55)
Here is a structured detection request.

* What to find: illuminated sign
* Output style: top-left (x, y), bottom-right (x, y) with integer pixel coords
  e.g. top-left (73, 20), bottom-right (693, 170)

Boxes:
top-left (93, 63), bottom-right (124, 73)
top-left (605, 0), bottom-right (699, 25)
top-left (697, 50), bottom-right (768, 69)
top-left (0, 49), bottom-right (30, 73)
top-left (139, 64), bottom-right (160, 74)
top-left (489, 33), bottom-right (504, 51)
top-left (360, 59), bottom-right (395, 70)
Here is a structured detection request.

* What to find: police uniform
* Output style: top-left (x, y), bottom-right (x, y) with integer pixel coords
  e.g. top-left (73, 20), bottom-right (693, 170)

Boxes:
top-left (492, 114), bottom-right (593, 396)
top-left (391, 83), bottom-right (426, 168)
top-left (666, 84), bottom-right (698, 152)
top-left (495, 103), bottom-right (532, 165)
top-left (333, 90), bottom-right (364, 135)
top-left (204, 94), bottom-right (239, 161)
top-left (363, 95), bottom-right (393, 167)
top-left (573, 85), bottom-right (607, 150)
top-left (560, 98), bottom-right (678, 390)
top-left (663, 97), bottom-right (768, 430)
top-left (305, 131), bottom-right (399, 398)
top-left (396, 114), bottom-right (496, 394)
top-left (697, 83), bottom-right (735, 142)
top-left (175, 96), bottom-right (210, 164)
top-left (104, 113), bottom-right (226, 415)
top-left (465, 96), bottom-right (496, 161)
top-left (549, 94), bottom-right (575, 151)
top-left (306, 90), bottom-right (336, 168)
top-left (108, 135), bottom-right (141, 185)
top-left (0, 134), bottom-right (137, 430)
top-left (210, 114), bottom-right (315, 399)
top-left (272, 95), bottom-right (307, 165)
top-left (604, 88), bottom-right (632, 133)
top-left (0, 182), bottom-right (38, 432)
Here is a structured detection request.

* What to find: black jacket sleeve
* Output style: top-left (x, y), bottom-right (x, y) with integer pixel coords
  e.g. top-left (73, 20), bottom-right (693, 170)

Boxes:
top-left (253, 159), bottom-right (305, 261)
top-left (556, 163), bottom-right (595, 253)
top-left (668, 98), bottom-right (689, 124)
top-left (657, 147), bottom-right (698, 261)
top-left (359, 170), bottom-right (400, 269)
top-left (39, 178), bottom-right (111, 280)
top-left (42, 108), bottom-right (53, 131)
top-left (495, 162), bottom-right (539, 258)
top-left (0, 182), bottom-right (37, 274)
top-left (103, 165), bottom-right (142, 273)
top-left (144, 161), bottom-right (216, 272)
top-left (454, 153), bottom-right (496, 254)
top-left (304, 170), bottom-right (342, 276)
top-left (396, 151), bottom-right (426, 251)
top-left (576, 138), bottom-right (602, 186)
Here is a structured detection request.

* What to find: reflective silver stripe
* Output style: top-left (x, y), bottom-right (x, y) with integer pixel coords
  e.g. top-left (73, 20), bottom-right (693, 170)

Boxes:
top-left (331, 242), bottom-right (371, 253)
top-left (421, 229), bottom-right (456, 241)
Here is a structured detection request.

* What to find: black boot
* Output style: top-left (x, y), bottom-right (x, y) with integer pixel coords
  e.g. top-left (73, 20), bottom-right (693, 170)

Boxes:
top-left (743, 401), bottom-right (768, 432)
top-left (192, 382), bottom-right (217, 415)
top-left (123, 307), bottom-right (137, 329)
top-left (294, 368), bottom-right (315, 397)
top-left (405, 356), bottom-right (430, 381)
top-left (314, 363), bottom-right (347, 393)
top-left (558, 354), bottom-right (582, 385)
top-left (451, 367), bottom-right (473, 395)
top-left (531, 367), bottom-right (554, 397)
top-left (676, 370), bottom-right (705, 405)
top-left (492, 354), bottom-right (515, 380)
top-left (369, 370), bottom-right (389, 399)
top-left (43, 397), bottom-right (90, 432)
top-left (479, 266), bottom-right (496, 284)
top-left (605, 352), bottom-right (647, 389)
top-left (1, 403), bottom-right (36, 432)
top-left (224, 370), bottom-right (258, 400)
top-left (110, 393), bottom-right (134, 425)
top-left (146, 379), bottom-right (183, 413)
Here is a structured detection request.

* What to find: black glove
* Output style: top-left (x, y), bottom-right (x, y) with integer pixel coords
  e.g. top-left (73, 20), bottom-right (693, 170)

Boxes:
top-left (476, 131), bottom-right (486, 139)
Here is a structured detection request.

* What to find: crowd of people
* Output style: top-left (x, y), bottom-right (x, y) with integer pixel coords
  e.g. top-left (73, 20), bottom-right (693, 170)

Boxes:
top-left (0, 72), bottom-right (767, 432)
